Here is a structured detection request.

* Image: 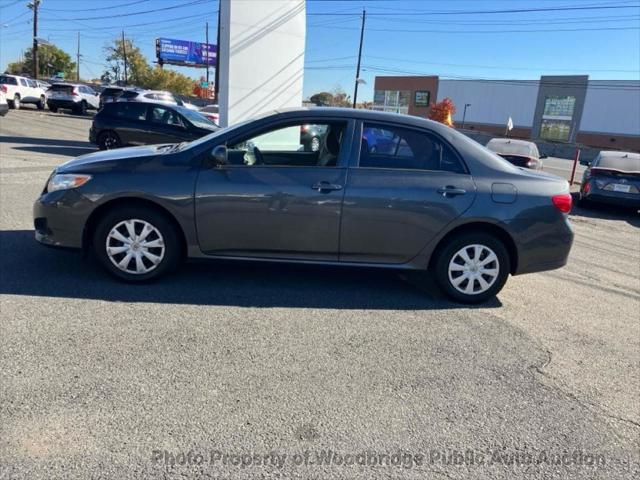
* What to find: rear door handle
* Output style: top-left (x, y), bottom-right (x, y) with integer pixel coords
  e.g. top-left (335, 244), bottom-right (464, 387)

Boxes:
top-left (312, 181), bottom-right (343, 192)
top-left (437, 186), bottom-right (467, 197)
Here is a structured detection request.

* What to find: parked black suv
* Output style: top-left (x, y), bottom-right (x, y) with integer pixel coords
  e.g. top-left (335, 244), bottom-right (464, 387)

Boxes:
top-left (89, 102), bottom-right (218, 150)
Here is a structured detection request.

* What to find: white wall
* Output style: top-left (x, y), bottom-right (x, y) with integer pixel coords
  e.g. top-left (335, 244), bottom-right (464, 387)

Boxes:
top-left (437, 80), bottom-right (539, 128)
top-left (580, 81), bottom-right (640, 135)
top-left (218, 0), bottom-right (306, 127)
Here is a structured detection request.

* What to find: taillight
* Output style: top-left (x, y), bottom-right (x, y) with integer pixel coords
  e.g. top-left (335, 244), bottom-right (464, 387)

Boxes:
top-left (0, 85), bottom-right (6, 93)
top-left (72, 90), bottom-right (79, 96)
top-left (552, 193), bottom-right (572, 213)
top-left (583, 181), bottom-right (591, 194)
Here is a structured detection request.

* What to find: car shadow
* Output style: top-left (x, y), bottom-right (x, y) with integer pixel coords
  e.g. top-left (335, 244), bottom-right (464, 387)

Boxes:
top-left (0, 135), bottom-right (97, 157)
top-left (570, 193), bottom-right (640, 227)
top-left (0, 230), bottom-right (502, 310)
top-left (13, 145), bottom-right (96, 157)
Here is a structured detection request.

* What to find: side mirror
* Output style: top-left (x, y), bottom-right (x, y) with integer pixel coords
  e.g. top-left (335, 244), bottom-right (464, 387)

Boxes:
top-left (210, 145), bottom-right (228, 167)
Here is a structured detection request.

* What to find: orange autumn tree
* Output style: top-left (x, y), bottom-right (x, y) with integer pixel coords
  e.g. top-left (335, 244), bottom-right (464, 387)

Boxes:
top-left (428, 97), bottom-right (456, 127)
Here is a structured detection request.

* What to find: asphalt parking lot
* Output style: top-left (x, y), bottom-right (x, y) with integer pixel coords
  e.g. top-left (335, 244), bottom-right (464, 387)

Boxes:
top-left (1, 107), bottom-right (638, 479)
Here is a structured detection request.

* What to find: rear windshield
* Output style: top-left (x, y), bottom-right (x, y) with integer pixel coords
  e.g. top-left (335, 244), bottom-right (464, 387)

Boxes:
top-left (596, 155), bottom-right (640, 172)
top-left (101, 88), bottom-right (123, 96)
top-left (0, 75), bottom-right (18, 85)
top-left (119, 91), bottom-right (139, 99)
top-left (487, 140), bottom-right (539, 158)
top-left (49, 84), bottom-right (75, 93)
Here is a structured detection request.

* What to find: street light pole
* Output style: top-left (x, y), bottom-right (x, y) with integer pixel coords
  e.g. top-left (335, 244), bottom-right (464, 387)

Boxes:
top-left (461, 103), bottom-right (471, 129)
top-left (352, 9), bottom-right (366, 109)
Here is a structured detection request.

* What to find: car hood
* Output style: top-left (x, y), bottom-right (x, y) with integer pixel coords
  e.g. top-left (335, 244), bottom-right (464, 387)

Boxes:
top-left (56, 144), bottom-right (174, 173)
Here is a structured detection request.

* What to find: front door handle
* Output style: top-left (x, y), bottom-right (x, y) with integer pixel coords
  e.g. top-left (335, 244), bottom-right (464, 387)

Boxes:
top-left (437, 186), bottom-right (467, 197)
top-left (312, 181), bottom-right (343, 192)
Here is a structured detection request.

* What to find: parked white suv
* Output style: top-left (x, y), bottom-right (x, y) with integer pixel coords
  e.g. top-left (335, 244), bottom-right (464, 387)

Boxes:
top-left (46, 83), bottom-right (100, 115)
top-left (0, 91), bottom-right (8, 116)
top-left (0, 74), bottom-right (47, 110)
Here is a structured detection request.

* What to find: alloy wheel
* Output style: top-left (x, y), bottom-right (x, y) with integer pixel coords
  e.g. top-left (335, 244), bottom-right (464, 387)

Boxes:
top-left (105, 219), bottom-right (165, 275)
top-left (448, 244), bottom-right (500, 295)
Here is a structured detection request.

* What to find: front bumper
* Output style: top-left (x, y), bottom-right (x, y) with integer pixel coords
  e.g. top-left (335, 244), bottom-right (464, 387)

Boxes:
top-left (33, 190), bottom-right (92, 249)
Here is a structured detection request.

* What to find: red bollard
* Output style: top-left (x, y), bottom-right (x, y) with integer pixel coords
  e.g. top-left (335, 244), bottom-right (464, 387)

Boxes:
top-left (569, 148), bottom-right (580, 186)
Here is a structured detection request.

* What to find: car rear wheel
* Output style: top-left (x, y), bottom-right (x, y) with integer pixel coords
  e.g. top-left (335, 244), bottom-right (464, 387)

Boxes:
top-left (98, 131), bottom-right (121, 150)
top-left (49, 105), bottom-right (58, 113)
top-left (93, 207), bottom-right (181, 282)
top-left (11, 95), bottom-right (20, 110)
top-left (76, 101), bottom-right (87, 115)
top-left (433, 232), bottom-right (510, 304)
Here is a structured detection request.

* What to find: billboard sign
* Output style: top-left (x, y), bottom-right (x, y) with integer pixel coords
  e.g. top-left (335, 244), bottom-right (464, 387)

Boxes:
top-left (156, 38), bottom-right (217, 67)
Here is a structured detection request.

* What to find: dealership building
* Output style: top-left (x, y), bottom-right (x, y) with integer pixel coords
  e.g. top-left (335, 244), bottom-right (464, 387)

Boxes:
top-left (372, 75), bottom-right (640, 151)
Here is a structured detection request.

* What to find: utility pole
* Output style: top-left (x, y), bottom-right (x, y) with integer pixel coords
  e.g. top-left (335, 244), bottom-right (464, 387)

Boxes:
top-left (352, 9), bottom-right (366, 109)
top-left (121, 30), bottom-right (128, 85)
top-left (76, 32), bottom-right (80, 82)
top-left (205, 21), bottom-right (209, 88)
top-left (30, 0), bottom-right (40, 79)
top-left (461, 103), bottom-right (471, 129)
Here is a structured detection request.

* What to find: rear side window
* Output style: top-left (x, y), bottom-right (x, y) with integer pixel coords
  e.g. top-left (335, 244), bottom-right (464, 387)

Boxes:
top-left (110, 103), bottom-right (147, 121)
top-left (119, 91), bottom-right (139, 100)
top-left (0, 76), bottom-right (18, 85)
top-left (359, 123), bottom-right (466, 174)
top-left (19, 78), bottom-right (28, 87)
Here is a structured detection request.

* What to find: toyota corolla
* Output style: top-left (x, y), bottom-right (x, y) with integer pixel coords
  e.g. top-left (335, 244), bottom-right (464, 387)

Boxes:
top-left (34, 108), bottom-right (574, 303)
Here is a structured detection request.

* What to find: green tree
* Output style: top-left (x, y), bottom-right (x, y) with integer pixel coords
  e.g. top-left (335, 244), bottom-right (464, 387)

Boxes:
top-left (309, 92), bottom-right (333, 106)
top-left (103, 37), bottom-right (195, 95)
top-left (6, 44), bottom-right (76, 79)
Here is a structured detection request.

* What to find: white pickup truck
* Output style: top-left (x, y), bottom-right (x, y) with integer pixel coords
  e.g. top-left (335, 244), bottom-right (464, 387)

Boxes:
top-left (0, 74), bottom-right (47, 110)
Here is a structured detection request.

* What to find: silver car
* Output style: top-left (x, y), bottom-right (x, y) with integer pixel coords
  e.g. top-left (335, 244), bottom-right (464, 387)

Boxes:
top-left (117, 89), bottom-right (200, 111)
top-left (46, 83), bottom-right (100, 115)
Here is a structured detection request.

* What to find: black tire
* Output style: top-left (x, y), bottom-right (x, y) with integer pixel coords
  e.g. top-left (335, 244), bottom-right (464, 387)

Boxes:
top-left (433, 232), bottom-right (510, 304)
top-left (93, 206), bottom-right (181, 282)
top-left (49, 105), bottom-right (58, 113)
top-left (37, 96), bottom-right (45, 110)
top-left (76, 101), bottom-right (87, 115)
top-left (11, 95), bottom-right (20, 110)
top-left (98, 131), bottom-right (121, 150)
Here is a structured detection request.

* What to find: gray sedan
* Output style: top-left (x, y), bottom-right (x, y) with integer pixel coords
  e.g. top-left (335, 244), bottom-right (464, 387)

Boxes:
top-left (33, 108), bottom-right (574, 303)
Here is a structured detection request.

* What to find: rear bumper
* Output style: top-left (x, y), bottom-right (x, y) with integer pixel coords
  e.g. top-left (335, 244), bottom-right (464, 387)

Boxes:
top-left (47, 99), bottom-right (80, 110)
top-left (508, 215), bottom-right (574, 275)
top-left (583, 191), bottom-right (640, 209)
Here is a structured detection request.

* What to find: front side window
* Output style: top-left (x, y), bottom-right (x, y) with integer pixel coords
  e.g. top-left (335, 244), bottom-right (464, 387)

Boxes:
top-left (27, 80), bottom-right (37, 88)
top-left (150, 106), bottom-right (184, 127)
top-left (20, 78), bottom-right (28, 87)
top-left (360, 123), bottom-right (466, 174)
top-left (226, 121), bottom-right (346, 167)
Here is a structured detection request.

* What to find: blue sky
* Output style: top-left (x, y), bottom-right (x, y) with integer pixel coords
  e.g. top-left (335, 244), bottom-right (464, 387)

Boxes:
top-left (1, 0), bottom-right (639, 101)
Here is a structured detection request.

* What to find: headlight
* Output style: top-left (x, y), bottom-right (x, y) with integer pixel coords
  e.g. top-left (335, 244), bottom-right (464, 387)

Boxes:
top-left (47, 174), bottom-right (92, 193)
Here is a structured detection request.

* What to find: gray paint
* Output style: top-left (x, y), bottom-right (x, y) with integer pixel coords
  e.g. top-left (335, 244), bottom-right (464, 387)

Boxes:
top-left (34, 107), bottom-right (574, 281)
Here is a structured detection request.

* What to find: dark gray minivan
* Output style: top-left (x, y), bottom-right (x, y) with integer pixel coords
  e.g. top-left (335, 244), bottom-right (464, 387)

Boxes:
top-left (34, 108), bottom-right (574, 303)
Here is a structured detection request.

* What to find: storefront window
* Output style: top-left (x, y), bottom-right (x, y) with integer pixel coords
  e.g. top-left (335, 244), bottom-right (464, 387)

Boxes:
top-left (414, 90), bottom-right (430, 107)
top-left (373, 90), bottom-right (410, 115)
top-left (540, 95), bottom-right (576, 141)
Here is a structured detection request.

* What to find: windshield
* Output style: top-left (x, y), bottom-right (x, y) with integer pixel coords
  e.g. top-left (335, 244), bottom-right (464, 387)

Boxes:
top-left (0, 75), bottom-right (18, 85)
top-left (179, 108), bottom-right (217, 129)
top-left (487, 140), bottom-right (538, 158)
top-left (596, 154), bottom-right (640, 172)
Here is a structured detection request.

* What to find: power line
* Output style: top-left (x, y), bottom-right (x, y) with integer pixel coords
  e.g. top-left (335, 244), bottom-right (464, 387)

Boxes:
top-left (308, 4), bottom-right (640, 15)
top-left (43, 0), bottom-right (213, 22)
top-left (41, 0), bottom-right (151, 13)
top-left (314, 25), bottom-right (640, 34)
top-left (364, 54), bottom-right (640, 74)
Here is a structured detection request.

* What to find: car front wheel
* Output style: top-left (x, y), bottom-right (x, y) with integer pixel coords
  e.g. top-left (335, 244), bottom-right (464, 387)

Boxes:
top-left (98, 131), bottom-right (121, 150)
top-left (434, 232), bottom-right (510, 304)
top-left (93, 207), bottom-right (181, 282)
